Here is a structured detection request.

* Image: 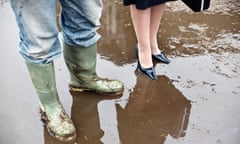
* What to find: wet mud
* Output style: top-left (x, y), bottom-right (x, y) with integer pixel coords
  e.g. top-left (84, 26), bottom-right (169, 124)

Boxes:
top-left (0, 0), bottom-right (240, 144)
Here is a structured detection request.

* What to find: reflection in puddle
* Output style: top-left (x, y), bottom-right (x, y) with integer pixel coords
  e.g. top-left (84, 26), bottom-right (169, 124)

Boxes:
top-left (99, 0), bottom-right (240, 64)
top-left (211, 32), bottom-right (240, 50)
top-left (99, 75), bottom-right (191, 144)
top-left (1, 0), bottom-right (240, 144)
top-left (43, 74), bottom-right (191, 144)
top-left (44, 92), bottom-right (122, 144)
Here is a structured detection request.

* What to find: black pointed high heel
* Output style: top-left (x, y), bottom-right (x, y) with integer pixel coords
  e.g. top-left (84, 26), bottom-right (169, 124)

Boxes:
top-left (137, 62), bottom-right (157, 80)
top-left (152, 52), bottom-right (170, 64)
top-left (135, 44), bottom-right (157, 80)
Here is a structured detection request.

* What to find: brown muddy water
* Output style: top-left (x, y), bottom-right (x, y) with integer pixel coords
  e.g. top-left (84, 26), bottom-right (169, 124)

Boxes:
top-left (0, 0), bottom-right (240, 144)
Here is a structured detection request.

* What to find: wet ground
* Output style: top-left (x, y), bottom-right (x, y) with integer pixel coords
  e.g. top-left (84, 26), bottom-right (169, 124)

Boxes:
top-left (0, 0), bottom-right (240, 144)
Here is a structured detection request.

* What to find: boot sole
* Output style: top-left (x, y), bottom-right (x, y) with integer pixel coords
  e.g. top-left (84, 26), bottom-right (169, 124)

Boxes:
top-left (69, 85), bottom-right (123, 95)
top-left (48, 128), bottom-right (77, 142)
top-left (39, 108), bottom-right (77, 142)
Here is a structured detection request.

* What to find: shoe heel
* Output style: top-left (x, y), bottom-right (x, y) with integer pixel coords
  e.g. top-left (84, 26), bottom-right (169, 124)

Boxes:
top-left (135, 44), bottom-right (157, 80)
top-left (137, 62), bottom-right (157, 80)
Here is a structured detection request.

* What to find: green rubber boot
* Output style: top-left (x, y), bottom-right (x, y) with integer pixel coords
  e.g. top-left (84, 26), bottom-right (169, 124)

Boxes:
top-left (63, 42), bottom-right (123, 95)
top-left (25, 61), bottom-right (77, 142)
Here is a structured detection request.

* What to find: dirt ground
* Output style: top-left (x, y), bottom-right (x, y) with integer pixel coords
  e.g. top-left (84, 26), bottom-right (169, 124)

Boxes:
top-left (0, 0), bottom-right (240, 144)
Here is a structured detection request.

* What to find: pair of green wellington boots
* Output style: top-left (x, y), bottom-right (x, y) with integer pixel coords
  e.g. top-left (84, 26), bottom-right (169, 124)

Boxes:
top-left (26, 43), bottom-right (123, 142)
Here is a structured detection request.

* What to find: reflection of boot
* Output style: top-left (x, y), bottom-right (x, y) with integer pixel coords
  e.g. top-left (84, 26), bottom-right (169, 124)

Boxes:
top-left (63, 42), bottom-right (123, 95)
top-left (71, 92), bottom-right (106, 144)
top-left (25, 61), bottom-right (76, 142)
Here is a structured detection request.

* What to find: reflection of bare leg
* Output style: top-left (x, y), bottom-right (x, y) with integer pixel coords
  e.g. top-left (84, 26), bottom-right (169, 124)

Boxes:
top-left (116, 75), bottom-right (191, 143)
top-left (130, 5), bottom-right (152, 68)
top-left (150, 4), bottom-right (166, 55)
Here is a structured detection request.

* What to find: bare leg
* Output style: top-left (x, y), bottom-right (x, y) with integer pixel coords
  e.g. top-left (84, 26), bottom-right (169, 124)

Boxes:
top-left (150, 4), bottom-right (166, 55)
top-left (130, 5), bottom-right (152, 68)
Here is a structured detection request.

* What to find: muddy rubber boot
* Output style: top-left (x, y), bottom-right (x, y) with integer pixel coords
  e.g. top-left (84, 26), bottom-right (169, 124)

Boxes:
top-left (25, 61), bottom-right (77, 142)
top-left (63, 42), bottom-right (123, 95)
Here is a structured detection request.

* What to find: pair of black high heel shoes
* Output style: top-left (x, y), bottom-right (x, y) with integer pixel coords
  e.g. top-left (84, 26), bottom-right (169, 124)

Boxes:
top-left (135, 45), bottom-right (170, 80)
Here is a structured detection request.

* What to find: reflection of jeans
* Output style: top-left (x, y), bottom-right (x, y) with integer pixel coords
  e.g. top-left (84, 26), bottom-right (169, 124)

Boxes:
top-left (10, 0), bottom-right (102, 64)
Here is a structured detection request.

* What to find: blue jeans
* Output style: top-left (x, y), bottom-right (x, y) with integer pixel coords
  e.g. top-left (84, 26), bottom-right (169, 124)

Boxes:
top-left (10, 0), bottom-right (103, 64)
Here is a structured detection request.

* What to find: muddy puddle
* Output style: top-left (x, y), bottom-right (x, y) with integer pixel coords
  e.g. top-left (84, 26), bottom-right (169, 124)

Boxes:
top-left (0, 0), bottom-right (240, 144)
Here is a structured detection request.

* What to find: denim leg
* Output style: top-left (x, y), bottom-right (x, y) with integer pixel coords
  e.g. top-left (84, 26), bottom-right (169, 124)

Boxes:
top-left (10, 0), bottom-right (61, 64)
top-left (59, 0), bottom-right (103, 47)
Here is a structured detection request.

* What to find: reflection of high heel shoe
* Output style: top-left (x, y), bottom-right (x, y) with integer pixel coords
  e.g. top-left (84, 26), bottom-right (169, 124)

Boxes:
top-left (135, 45), bottom-right (157, 80)
top-left (152, 52), bottom-right (170, 64)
